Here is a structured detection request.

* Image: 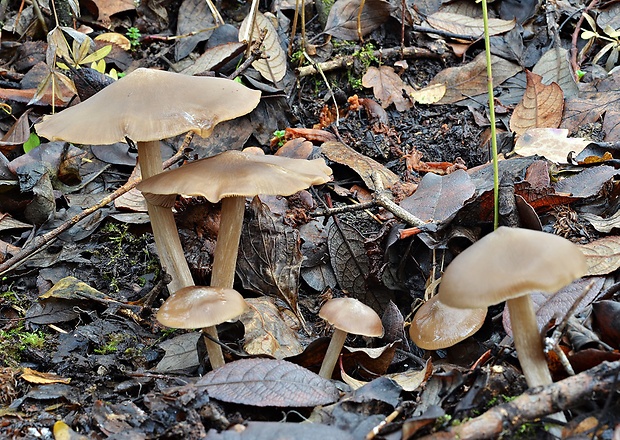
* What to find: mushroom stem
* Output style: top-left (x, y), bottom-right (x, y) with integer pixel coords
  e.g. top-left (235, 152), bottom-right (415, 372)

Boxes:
top-left (507, 295), bottom-right (553, 388)
top-left (319, 328), bottom-right (348, 378)
top-left (203, 324), bottom-right (226, 369)
top-left (210, 196), bottom-right (246, 288)
top-left (137, 140), bottom-right (195, 293)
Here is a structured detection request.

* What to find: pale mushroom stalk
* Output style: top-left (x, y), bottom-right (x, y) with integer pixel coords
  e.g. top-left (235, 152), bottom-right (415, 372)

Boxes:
top-left (137, 140), bottom-right (194, 293)
top-left (507, 295), bottom-right (552, 387)
top-left (319, 328), bottom-right (348, 378)
top-left (209, 196), bottom-right (246, 289)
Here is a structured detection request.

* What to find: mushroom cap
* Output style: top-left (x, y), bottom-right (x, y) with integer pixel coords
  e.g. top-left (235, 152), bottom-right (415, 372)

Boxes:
top-left (409, 295), bottom-right (486, 350)
top-left (157, 286), bottom-right (248, 328)
top-left (138, 150), bottom-right (333, 207)
top-left (35, 68), bottom-right (261, 145)
top-left (439, 226), bottom-right (587, 309)
top-left (319, 298), bottom-right (384, 337)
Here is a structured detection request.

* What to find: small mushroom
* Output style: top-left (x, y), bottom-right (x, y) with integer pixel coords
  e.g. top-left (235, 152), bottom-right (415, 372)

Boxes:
top-left (318, 298), bottom-right (384, 379)
top-left (35, 68), bottom-right (261, 293)
top-left (409, 295), bottom-right (486, 350)
top-left (157, 286), bottom-right (248, 368)
top-left (438, 226), bottom-right (587, 388)
top-left (138, 150), bottom-right (332, 290)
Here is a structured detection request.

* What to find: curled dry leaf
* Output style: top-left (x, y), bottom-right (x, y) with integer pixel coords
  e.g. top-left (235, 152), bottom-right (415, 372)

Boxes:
top-left (410, 83), bottom-right (446, 104)
top-left (426, 12), bottom-right (516, 38)
top-left (324, 0), bottom-right (394, 40)
top-left (579, 235), bottom-right (620, 276)
top-left (362, 65), bottom-right (415, 111)
top-left (509, 71), bottom-right (564, 136)
top-left (513, 128), bottom-right (589, 163)
top-left (239, 11), bottom-right (286, 82)
top-left (196, 358), bottom-right (340, 407)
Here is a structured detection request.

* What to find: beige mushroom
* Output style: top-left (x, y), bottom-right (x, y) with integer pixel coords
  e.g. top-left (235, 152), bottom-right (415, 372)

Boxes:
top-left (409, 295), bottom-right (486, 350)
top-left (157, 286), bottom-right (248, 368)
top-left (318, 297), bottom-right (384, 379)
top-left (438, 226), bottom-right (587, 388)
top-left (138, 150), bottom-right (332, 290)
top-left (35, 68), bottom-right (261, 294)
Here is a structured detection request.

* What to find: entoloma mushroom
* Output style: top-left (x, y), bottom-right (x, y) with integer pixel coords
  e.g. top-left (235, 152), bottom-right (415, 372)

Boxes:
top-left (35, 68), bottom-right (261, 293)
top-left (157, 286), bottom-right (248, 368)
top-left (438, 226), bottom-right (587, 388)
top-left (318, 297), bottom-right (384, 379)
top-left (138, 150), bottom-right (332, 290)
top-left (409, 295), bottom-right (486, 350)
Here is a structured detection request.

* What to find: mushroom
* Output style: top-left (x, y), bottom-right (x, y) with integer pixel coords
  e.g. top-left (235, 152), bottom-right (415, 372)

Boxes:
top-left (409, 295), bottom-right (486, 350)
top-left (438, 226), bottom-right (587, 388)
top-left (157, 286), bottom-right (248, 368)
top-left (35, 68), bottom-right (261, 293)
top-left (138, 149), bottom-right (332, 290)
top-left (318, 297), bottom-right (384, 379)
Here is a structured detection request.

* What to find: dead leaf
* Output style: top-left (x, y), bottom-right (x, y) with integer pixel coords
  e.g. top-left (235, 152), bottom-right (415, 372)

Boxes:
top-left (362, 65), bottom-right (415, 111)
top-left (21, 368), bottom-right (71, 385)
top-left (205, 421), bottom-right (354, 439)
top-left (513, 128), bottom-right (589, 163)
top-left (532, 47), bottom-right (579, 99)
top-left (429, 52), bottom-right (521, 104)
top-left (579, 235), bottom-right (620, 276)
top-left (90, 0), bottom-right (135, 25)
top-left (324, 0), bottom-right (394, 40)
top-left (239, 297), bottom-right (304, 359)
top-left (95, 33), bottom-right (131, 51)
top-left (321, 141), bottom-right (400, 190)
top-left (180, 42), bottom-right (246, 76)
top-left (426, 12), bottom-right (516, 39)
top-left (237, 197), bottom-right (304, 324)
top-left (592, 300), bottom-right (620, 349)
top-left (510, 71), bottom-right (564, 136)
top-left (553, 165), bottom-right (619, 198)
top-left (175, 0), bottom-right (216, 61)
top-left (239, 11), bottom-right (286, 82)
top-left (155, 332), bottom-right (201, 372)
top-left (386, 358), bottom-right (432, 391)
top-left (196, 358), bottom-right (340, 406)
top-left (410, 83), bottom-right (446, 104)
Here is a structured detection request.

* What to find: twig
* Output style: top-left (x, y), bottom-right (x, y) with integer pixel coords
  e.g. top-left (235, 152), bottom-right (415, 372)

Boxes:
top-left (0, 134), bottom-right (194, 277)
top-left (418, 360), bottom-right (620, 440)
top-left (570, 0), bottom-right (599, 79)
top-left (297, 46), bottom-right (440, 77)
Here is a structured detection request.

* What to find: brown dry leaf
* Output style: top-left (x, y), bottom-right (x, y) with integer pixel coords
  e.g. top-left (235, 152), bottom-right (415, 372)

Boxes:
top-left (21, 368), bottom-right (71, 385)
top-left (426, 12), bottom-right (515, 38)
top-left (510, 71), bottom-right (564, 136)
top-left (239, 11), bottom-right (287, 82)
top-left (579, 235), bottom-right (620, 276)
top-left (553, 165), bottom-right (619, 198)
top-left (324, 0), bottom-right (394, 40)
top-left (429, 52), bottom-right (521, 104)
top-left (386, 358), bottom-right (432, 391)
top-left (196, 358), bottom-right (339, 406)
top-left (342, 342), bottom-right (397, 379)
top-left (410, 83), bottom-right (446, 104)
top-left (90, 0), bottom-right (135, 25)
top-left (513, 128), bottom-right (589, 163)
top-left (180, 42), bottom-right (246, 75)
top-left (239, 297), bottom-right (304, 359)
top-left (321, 141), bottom-right (400, 190)
top-left (94, 33), bottom-right (131, 51)
top-left (532, 47), bottom-right (578, 99)
top-left (362, 65), bottom-right (415, 111)
top-left (175, 0), bottom-right (215, 61)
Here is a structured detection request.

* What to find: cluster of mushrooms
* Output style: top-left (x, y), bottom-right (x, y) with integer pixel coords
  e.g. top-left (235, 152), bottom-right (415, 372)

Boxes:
top-left (35, 68), bottom-right (588, 385)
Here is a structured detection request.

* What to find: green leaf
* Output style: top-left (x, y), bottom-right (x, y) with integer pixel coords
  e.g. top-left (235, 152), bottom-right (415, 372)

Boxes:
top-left (23, 133), bottom-right (40, 153)
top-left (81, 44), bottom-right (112, 65)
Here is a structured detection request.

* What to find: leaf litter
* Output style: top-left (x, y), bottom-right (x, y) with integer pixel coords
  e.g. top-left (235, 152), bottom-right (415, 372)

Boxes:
top-left (0, 0), bottom-right (620, 438)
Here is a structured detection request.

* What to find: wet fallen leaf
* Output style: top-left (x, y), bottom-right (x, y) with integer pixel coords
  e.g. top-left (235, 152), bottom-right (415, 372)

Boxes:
top-left (205, 421), bottom-right (354, 439)
top-left (579, 235), bottom-right (620, 276)
top-left (581, 209), bottom-right (620, 233)
top-left (387, 359), bottom-right (432, 391)
top-left (514, 128), bottom-right (589, 163)
top-left (196, 358), bottom-right (339, 406)
top-left (429, 52), bottom-right (521, 104)
top-left (324, 0), bottom-right (394, 40)
top-left (426, 12), bottom-right (515, 39)
top-left (21, 368), bottom-right (71, 385)
top-left (342, 342), bottom-right (397, 379)
top-left (410, 83), bottom-right (446, 104)
top-left (239, 12), bottom-right (286, 82)
top-left (532, 47), bottom-right (579, 99)
top-left (175, 0), bottom-right (215, 61)
top-left (509, 71), bottom-right (564, 136)
top-left (362, 65), bottom-right (415, 111)
top-left (154, 332), bottom-right (201, 372)
top-left (181, 42), bottom-right (247, 76)
top-left (321, 140), bottom-right (400, 190)
top-left (592, 300), bottom-right (620, 349)
top-left (553, 165), bottom-right (619, 198)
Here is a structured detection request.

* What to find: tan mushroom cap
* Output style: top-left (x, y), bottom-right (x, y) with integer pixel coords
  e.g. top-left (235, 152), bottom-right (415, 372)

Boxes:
top-left (409, 295), bottom-right (486, 350)
top-left (157, 286), bottom-right (248, 329)
top-left (138, 150), bottom-right (333, 207)
top-left (35, 68), bottom-right (261, 144)
top-left (439, 226), bottom-right (587, 309)
top-left (319, 298), bottom-right (384, 337)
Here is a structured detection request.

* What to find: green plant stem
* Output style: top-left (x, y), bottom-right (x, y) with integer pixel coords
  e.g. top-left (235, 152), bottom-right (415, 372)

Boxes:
top-left (481, 0), bottom-right (499, 230)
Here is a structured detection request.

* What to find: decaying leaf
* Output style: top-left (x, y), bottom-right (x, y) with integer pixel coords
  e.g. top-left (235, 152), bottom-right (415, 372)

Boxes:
top-left (386, 358), bottom-right (432, 391)
top-left (579, 235), bottom-right (620, 276)
top-left (180, 42), bottom-right (246, 76)
top-left (205, 421), bottom-right (354, 439)
top-left (155, 332), bottom-right (201, 372)
top-left (362, 65), bottom-right (415, 111)
top-left (239, 297), bottom-right (304, 359)
top-left (553, 165), bottom-right (619, 198)
top-left (426, 12), bottom-right (516, 39)
top-left (321, 141), bottom-right (400, 190)
top-left (89, 0), bottom-right (135, 24)
top-left (196, 358), bottom-right (339, 406)
top-left (21, 368), bottom-right (71, 385)
top-left (237, 197), bottom-right (304, 323)
top-left (514, 128), bottom-right (589, 163)
top-left (239, 11), bottom-right (286, 82)
top-left (410, 83), bottom-right (446, 104)
top-left (324, 0), bottom-right (394, 40)
top-left (429, 53), bottom-right (521, 104)
top-left (532, 47), bottom-right (578, 99)
top-left (509, 71), bottom-right (564, 136)
top-left (175, 0), bottom-right (216, 61)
